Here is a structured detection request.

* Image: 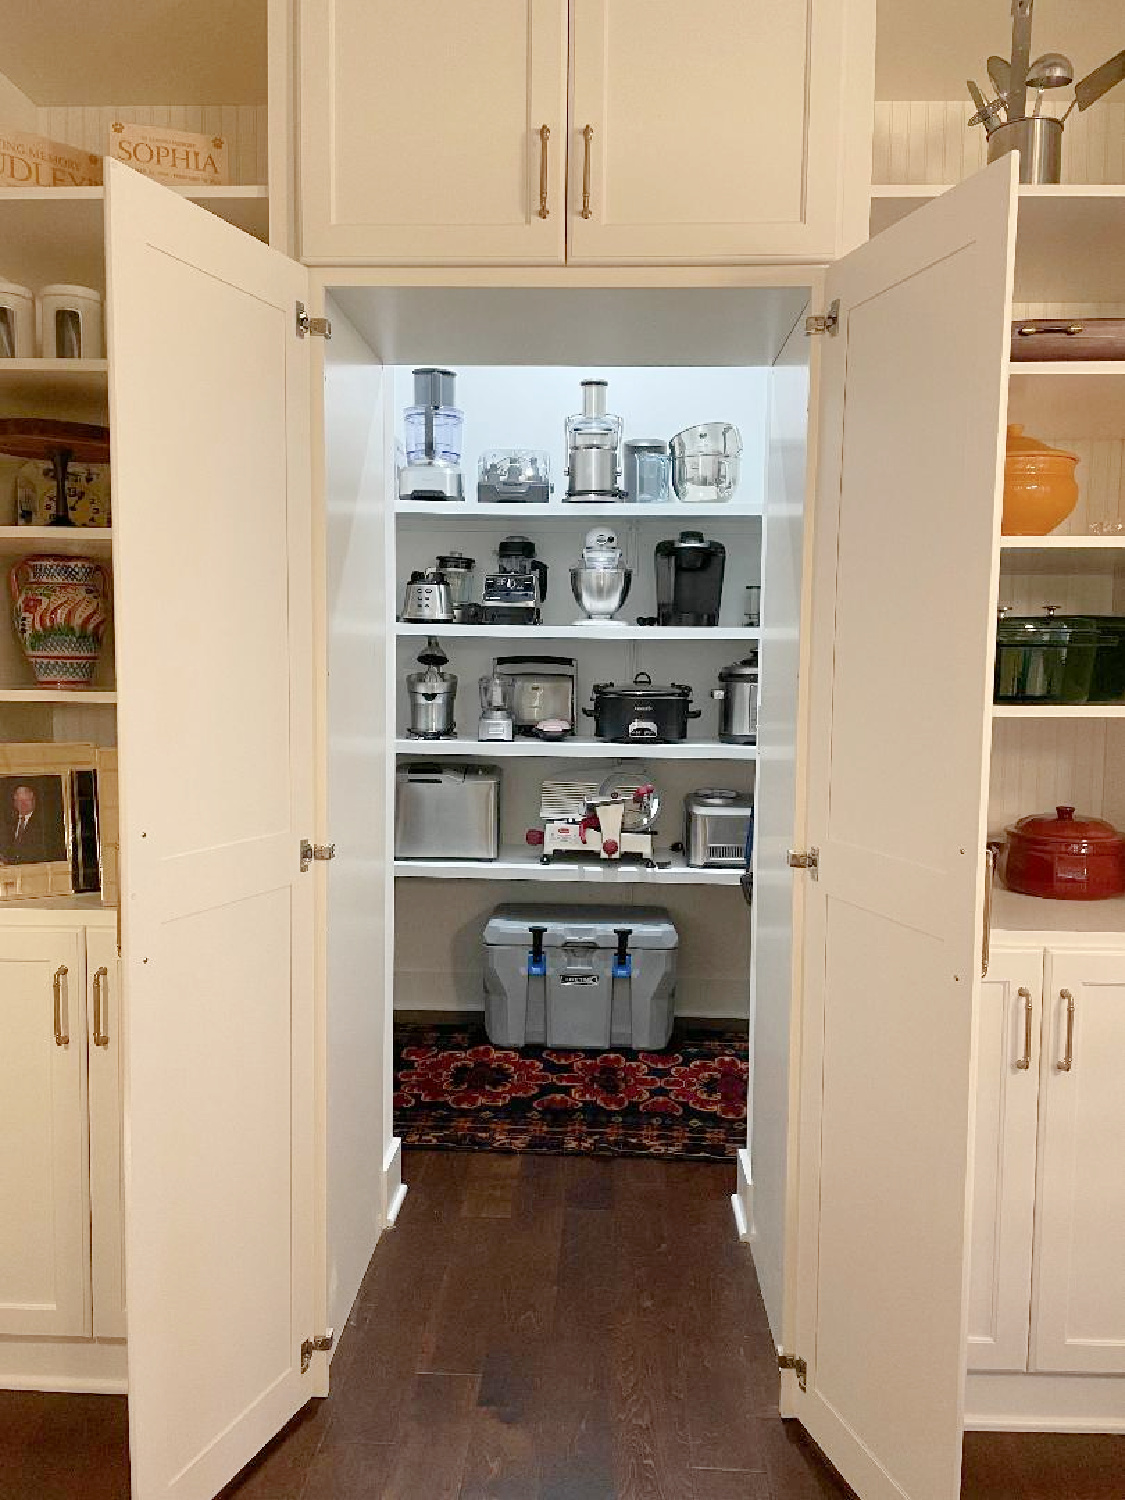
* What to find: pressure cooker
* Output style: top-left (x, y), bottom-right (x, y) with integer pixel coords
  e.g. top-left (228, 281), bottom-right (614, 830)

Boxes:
top-left (712, 654), bottom-right (759, 745)
top-left (584, 672), bottom-right (699, 743)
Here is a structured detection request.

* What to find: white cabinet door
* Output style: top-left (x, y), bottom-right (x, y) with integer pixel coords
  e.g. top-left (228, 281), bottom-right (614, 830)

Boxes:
top-left (567, 0), bottom-right (858, 264)
top-left (105, 159), bottom-right (317, 1500)
top-left (792, 157), bottom-right (1017, 1500)
top-left (1031, 949), bottom-right (1125, 1375)
top-left (300, 0), bottom-right (568, 264)
top-left (967, 949), bottom-right (1042, 1373)
top-left (86, 928), bottom-right (125, 1342)
top-left (0, 925), bottom-right (89, 1338)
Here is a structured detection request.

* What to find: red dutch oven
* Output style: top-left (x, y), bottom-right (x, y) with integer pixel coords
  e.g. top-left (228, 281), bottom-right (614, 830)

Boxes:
top-left (1004, 805), bottom-right (1125, 900)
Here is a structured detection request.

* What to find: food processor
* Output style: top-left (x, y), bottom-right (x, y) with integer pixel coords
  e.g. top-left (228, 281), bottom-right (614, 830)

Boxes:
top-left (669, 423), bottom-right (742, 504)
top-left (399, 367), bottom-right (464, 502)
top-left (405, 637), bottom-right (457, 738)
top-left (477, 671), bottom-right (514, 742)
top-left (564, 379), bottom-right (624, 502)
top-left (477, 450), bottom-right (551, 504)
top-left (569, 526), bottom-right (632, 624)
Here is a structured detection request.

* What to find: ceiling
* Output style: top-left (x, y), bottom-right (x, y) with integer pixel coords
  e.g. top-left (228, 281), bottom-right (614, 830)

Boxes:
top-left (877, 0), bottom-right (1124, 99)
top-left (2, 0), bottom-right (267, 105)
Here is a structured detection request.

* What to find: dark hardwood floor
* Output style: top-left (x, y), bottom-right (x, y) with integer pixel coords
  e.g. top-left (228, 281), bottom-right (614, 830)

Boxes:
top-left (1, 1149), bottom-right (1122, 1499)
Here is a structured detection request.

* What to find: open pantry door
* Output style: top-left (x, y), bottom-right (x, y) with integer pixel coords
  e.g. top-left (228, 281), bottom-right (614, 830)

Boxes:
top-left (790, 156), bottom-right (1017, 1500)
top-left (104, 159), bottom-right (318, 1500)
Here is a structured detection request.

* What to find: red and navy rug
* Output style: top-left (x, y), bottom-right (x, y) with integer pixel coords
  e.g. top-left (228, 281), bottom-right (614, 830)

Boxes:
top-left (394, 1021), bottom-right (749, 1162)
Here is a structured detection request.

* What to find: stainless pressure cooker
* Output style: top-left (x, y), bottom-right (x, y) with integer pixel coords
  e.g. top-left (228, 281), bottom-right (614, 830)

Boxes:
top-left (712, 655), bottom-right (758, 745)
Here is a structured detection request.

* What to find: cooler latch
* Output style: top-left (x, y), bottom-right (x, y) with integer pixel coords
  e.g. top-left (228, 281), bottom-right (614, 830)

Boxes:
top-left (613, 927), bottom-right (633, 979)
top-left (527, 925), bottom-right (547, 977)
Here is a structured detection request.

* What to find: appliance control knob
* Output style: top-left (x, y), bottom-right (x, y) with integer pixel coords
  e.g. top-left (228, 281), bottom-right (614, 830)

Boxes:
top-left (602, 839), bottom-right (619, 856)
top-left (526, 828), bottom-right (545, 846)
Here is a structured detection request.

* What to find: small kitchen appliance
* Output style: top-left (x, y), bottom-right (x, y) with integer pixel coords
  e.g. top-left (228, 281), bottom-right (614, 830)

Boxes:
top-left (394, 763), bottom-right (500, 859)
top-left (405, 636), bottom-right (457, 738)
top-left (478, 671), bottom-right (515, 742)
top-left (712, 653), bottom-right (759, 744)
top-left (493, 656), bottom-right (577, 737)
top-left (669, 423), bottom-right (742, 504)
top-left (531, 768), bottom-right (661, 868)
top-left (623, 439), bottom-right (671, 504)
top-left (400, 567), bottom-right (455, 624)
top-left (437, 551), bottom-right (477, 623)
top-left (477, 450), bottom-right (551, 504)
top-left (565, 378), bottom-right (624, 501)
top-left (570, 526), bottom-right (632, 624)
top-left (1002, 805), bottom-right (1125, 901)
top-left (654, 531), bottom-right (726, 626)
top-left (398, 367), bottom-right (465, 502)
top-left (479, 535), bottom-right (549, 625)
top-left (0, 280), bottom-right (34, 358)
top-left (685, 789), bottom-right (754, 868)
top-left (37, 285), bottom-right (103, 359)
top-left (584, 672), bottom-right (699, 743)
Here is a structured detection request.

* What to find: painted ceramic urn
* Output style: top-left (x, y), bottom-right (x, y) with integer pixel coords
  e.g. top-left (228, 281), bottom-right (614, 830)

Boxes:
top-left (10, 554), bottom-right (110, 687)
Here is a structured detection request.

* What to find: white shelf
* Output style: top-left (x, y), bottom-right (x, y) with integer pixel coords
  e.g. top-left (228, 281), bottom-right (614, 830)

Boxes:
top-left (395, 501), bottom-right (762, 521)
top-left (394, 847), bottom-right (747, 885)
top-left (1008, 363), bottom-right (1125, 440)
top-left (396, 622), bottom-right (759, 642)
top-left (0, 359), bottom-right (109, 406)
top-left (993, 704), bottom-right (1125, 719)
top-left (394, 737), bottom-right (754, 760)
top-left (0, 526), bottom-right (112, 560)
top-left (999, 535), bottom-right (1125, 574)
top-left (0, 688), bottom-right (116, 705)
top-left (992, 887), bottom-right (1125, 944)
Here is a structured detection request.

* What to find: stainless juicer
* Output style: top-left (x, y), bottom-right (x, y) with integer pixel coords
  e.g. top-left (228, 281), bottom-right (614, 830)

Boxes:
top-left (564, 379), bottom-right (624, 502)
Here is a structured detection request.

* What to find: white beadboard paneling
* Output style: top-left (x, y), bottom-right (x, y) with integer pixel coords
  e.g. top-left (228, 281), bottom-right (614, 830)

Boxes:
top-left (998, 570), bottom-right (1116, 615)
top-left (1102, 720), bottom-right (1125, 831)
top-left (989, 719), bottom-right (1108, 838)
top-left (33, 104), bottom-right (267, 186)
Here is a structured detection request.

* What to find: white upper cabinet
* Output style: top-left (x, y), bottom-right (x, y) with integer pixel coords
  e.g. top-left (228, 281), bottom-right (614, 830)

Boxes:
top-left (299, 0), bottom-right (569, 263)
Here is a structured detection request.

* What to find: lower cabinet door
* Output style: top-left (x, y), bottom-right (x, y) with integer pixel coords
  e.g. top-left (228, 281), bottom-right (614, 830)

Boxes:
top-left (967, 947), bottom-right (1043, 1371)
top-left (0, 925), bottom-right (90, 1337)
top-left (87, 929), bottom-right (125, 1339)
top-left (1032, 948), bottom-right (1125, 1374)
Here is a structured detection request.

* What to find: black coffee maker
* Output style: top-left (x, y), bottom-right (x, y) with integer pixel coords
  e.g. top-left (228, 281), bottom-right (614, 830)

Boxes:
top-left (654, 531), bottom-right (725, 627)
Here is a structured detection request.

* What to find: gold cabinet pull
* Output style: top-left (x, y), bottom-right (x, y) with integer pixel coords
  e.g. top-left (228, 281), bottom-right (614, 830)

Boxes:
top-left (981, 845), bottom-right (998, 977)
top-left (581, 124), bottom-right (594, 218)
top-left (1057, 989), bottom-right (1075, 1071)
top-left (53, 965), bottom-right (69, 1047)
top-left (1015, 986), bottom-right (1033, 1070)
top-left (92, 967), bottom-right (110, 1048)
top-left (537, 124), bottom-right (550, 218)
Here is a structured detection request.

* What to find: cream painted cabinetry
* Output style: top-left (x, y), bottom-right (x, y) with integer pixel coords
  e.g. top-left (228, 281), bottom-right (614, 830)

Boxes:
top-left (86, 927), bottom-right (125, 1341)
top-left (297, 0), bottom-right (873, 264)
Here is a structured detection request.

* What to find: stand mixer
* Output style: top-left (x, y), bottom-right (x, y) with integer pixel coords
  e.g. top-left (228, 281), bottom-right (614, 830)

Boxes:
top-left (570, 526), bottom-right (632, 625)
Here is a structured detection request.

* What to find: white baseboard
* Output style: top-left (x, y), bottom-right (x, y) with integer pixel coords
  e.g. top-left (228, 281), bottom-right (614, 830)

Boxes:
top-left (382, 1135), bottom-right (407, 1227)
top-left (965, 1370), bottom-right (1125, 1432)
top-left (733, 1147), bottom-right (754, 1243)
top-left (0, 1336), bottom-right (127, 1393)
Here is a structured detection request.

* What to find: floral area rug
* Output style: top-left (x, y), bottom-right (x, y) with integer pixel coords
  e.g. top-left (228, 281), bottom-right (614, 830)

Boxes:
top-left (394, 1021), bottom-right (749, 1162)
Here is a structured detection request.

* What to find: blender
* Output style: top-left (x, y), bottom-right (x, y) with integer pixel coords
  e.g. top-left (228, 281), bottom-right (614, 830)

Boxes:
top-left (399, 367), bottom-right (465, 502)
top-left (569, 526), bottom-right (632, 625)
top-left (477, 671), bottom-right (514, 742)
top-left (564, 378), bottom-right (624, 502)
top-left (479, 535), bottom-right (549, 626)
top-left (437, 551), bottom-right (477, 623)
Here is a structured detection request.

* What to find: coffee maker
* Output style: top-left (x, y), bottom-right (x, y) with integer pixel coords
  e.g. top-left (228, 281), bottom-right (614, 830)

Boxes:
top-left (480, 535), bottom-right (549, 625)
top-left (654, 531), bottom-right (726, 627)
top-left (564, 378), bottom-right (624, 502)
top-left (398, 367), bottom-right (464, 502)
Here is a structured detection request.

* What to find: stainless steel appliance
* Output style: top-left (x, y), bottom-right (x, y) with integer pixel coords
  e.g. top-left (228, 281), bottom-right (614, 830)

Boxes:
top-left (478, 671), bottom-right (514, 742)
top-left (480, 535), bottom-right (549, 625)
top-left (405, 637), bottom-right (457, 738)
top-left (401, 568), bottom-right (454, 624)
top-left (669, 423), bottom-right (742, 504)
top-left (534, 768), bottom-right (660, 867)
top-left (570, 526), bottom-right (632, 624)
top-left (565, 379), bottom-right (624, 502)
top-left (477, 449), bottom-right (551, 504)
top-left (685, 789), bottom-right (754, 868)
top-left (654, 531), bottom-right (726, 627)
top-left (394, 763), bottom-right (500, 859)
top-left (437, 551), bottom-right (477, 623)
top-left (584, 672), bottom-right (699, 743)
top-left (712, 654), bottom-right (759, 744)
top-left (398, 367), bottom-right (465, 501)
top-left (623, 439), bottom-right (671, 504)
top-left (494, 656), bottom-right (576, 737)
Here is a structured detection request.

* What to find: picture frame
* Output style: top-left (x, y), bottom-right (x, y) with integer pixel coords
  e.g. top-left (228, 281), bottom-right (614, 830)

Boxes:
top-left (0, 743), bottom-right (115, 903)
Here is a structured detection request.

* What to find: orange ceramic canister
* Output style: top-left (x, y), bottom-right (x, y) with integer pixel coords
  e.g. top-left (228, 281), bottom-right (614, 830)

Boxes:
top-left (1002, 424), bottom-right (1079, 536)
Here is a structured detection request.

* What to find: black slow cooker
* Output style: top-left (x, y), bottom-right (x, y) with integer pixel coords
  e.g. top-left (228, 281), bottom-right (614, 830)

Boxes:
top-left (583, 672), bottom-right (700, 742)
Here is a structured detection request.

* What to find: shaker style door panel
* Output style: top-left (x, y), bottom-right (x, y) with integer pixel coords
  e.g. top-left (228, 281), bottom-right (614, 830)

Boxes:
top-left (300, 0), bottom-right (568, 263)
top-left (1031, 949), bottom-right (1125, 1375)
top-left (967, 950), bottom-right (1042, 1373)
top-left (0, 925), bottom-right (89, 1338)
top-left (86, 929), bottom-right (125, 1341)
top-left (567, 0), bottom-right (848, 263)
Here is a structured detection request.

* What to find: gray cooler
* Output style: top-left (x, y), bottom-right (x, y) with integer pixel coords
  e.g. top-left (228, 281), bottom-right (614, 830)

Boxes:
top-left (483, 904), bottom-right (678, 1050)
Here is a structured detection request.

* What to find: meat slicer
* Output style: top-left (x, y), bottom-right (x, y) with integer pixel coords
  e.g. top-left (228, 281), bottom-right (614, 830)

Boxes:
top-left (528, 768), bottom-right (660, 866)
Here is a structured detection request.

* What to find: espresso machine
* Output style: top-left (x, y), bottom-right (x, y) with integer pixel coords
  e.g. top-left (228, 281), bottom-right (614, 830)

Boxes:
top-left (398, 367), bottom-right (465, 502)
top-left (564, 378), bottom-right (624, 502)
top-left (654, 531), bottom-right (726, 627)
top-left (480, 535), bottom-right (549, 625)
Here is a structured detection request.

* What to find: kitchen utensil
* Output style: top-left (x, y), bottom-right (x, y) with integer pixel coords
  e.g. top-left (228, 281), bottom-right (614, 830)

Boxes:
top-left (986, 55), bottom-right (1011, 100)
top-left (968, 80), bottom-right (1006, 135)
top-left (685, 789), bottom-right (754, 869)
top-left (712, 654), bottom-right (759, 744)
top-left (400, 568), bottom-right (455, 624)
top-left (1003, 805), bottom-right (1125, 901)
top-left (1011, 317), bottom-right (1125, 361)
top-left (479, 535), bottom-right (549, 626)
top-left (564, 379), bottom-right (623, 501)
top-left (654, 530), bottom-right (726, 627)
top-left (1026, 52), bottom-right (1073, 117)
top-left (394, 762), bottom-right (500, 859)
top-left (478, 671), bottom-right (514, 742)
top-left (993, 609), bottom-right (1103, 704)
top-left (743, 585), bottom-right (761, 628)
top-left (1062, 47), bottom-right (1125, 122)
top-left (477, 449), bottom-right (551, 504)
top-left (1002, 424), bottom-right (1079, 535)
top-left (399, 367), bottom-right (464, 502)
top-left (0, 418), bottom-right (110, 528)
top-left (987, 114), bottom-right (1062, 181)
top-left (623, 439), bottom-right (671, 504)
top-left (493, 656), bottom-right (576, 736)
top-left (1008, 0), bottom-right (1033, 122)
top-left (584, 672), bottom-right (699, 743)
top-left (569, 526), bottom-right (632, 624)
top-left (669, 423), bottom-right (742, 504)
top-left (534, 769), bottom-right (661, 867)
top-left (0, 280), bottom-right (34, 358)
top-left (405, 637), bottom-right (457, 738)
top-left (436, 552), bottom-right (477, 622)
top-left (37, 285), bottom-right (103, 359)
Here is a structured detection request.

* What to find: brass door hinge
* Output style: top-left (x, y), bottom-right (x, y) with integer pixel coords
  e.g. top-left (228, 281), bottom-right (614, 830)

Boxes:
top-left (300, 840), bottom-right (337, 872)
top-left (301, 1329), bottom-right (334, 1373)
top-left (804, 299), bottom-right (839, 337)
top-left (786, 847), bottom-right (819, 879)
top-left (296, 301), bottom-right (332, 339)
top-left (778, 1351), bottom-right (807, 1391)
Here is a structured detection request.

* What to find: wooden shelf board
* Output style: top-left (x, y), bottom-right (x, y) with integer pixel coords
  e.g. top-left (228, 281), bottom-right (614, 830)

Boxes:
top-left (993, 704), bottom-right (1125, 719)
top-left (394, 737), bottom-right (755, 760)
top-left (394, 848), bottom-right (746, 885)
top-left (395, 501), bottom-right (763, 521)
top-left (1008, 363), bottom-right (1125, 440)
top-left (0, 688), bottom-right (116, 705)
top-left (396, 622), bottom-right (760, 642)
top-left (0, 526), bottom-right (112, 559)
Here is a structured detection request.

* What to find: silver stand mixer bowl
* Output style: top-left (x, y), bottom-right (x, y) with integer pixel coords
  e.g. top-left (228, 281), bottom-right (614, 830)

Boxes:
top-left (570, 565), bottom-right (633, 621)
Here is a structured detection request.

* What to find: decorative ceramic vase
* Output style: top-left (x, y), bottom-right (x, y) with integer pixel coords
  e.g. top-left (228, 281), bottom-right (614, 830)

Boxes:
top-left (10, 554), bottom-right (110, 687)
top-left (1002, 424), bottom-right (1080, 536)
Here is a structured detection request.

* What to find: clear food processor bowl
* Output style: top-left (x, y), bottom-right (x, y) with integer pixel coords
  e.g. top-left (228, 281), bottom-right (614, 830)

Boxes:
top-left (404, 405), bottom-right (464, 465)
top-left (670, 422), bottom-right (742, 503)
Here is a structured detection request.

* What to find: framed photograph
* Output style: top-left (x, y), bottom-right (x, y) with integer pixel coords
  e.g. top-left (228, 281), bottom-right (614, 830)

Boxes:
top-left (0, 743), bottom-right (113, 903)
